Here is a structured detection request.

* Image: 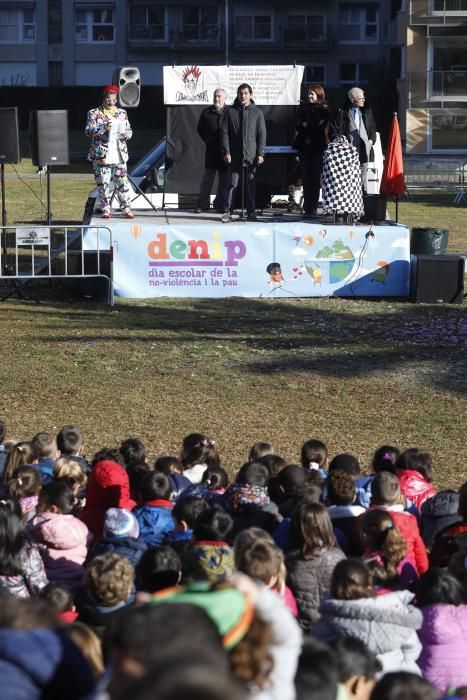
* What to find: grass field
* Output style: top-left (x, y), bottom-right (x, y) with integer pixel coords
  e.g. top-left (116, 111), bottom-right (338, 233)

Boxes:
top-left (0, 161), bottom-right (465, 488)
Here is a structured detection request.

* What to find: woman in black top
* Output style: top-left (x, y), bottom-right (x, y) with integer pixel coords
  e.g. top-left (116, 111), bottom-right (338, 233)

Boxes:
top-left (293, 84), bottom-right (330, 219)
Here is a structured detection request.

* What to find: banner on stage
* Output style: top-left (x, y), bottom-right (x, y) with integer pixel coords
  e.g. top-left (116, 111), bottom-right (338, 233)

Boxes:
top-left (84, 222), bottom-right (410, 299)
top-left (163, 65), bottom-right (304, 105)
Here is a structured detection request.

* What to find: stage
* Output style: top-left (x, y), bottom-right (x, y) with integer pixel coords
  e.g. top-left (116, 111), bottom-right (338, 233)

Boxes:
top-left (85, 207), bottom-right (411, 299)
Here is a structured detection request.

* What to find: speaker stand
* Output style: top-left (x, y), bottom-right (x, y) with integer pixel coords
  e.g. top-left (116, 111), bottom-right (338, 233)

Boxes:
top-left (127, 175), bottom-right (158, 212)
top-left (1, 163), bottom-right (8, 276)
top-left (110, 174), bottom-right (158, 213)
top-left (46, 166), bottom-right (52, 225)
top-left (1, 163), bottom-right (6, 228)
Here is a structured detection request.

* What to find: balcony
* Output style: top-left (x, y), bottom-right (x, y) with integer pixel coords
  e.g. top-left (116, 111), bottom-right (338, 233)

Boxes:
top-left (127, 24), bottom-right (170, 46)
top-left (127, 23), bottom-right (223, 48)
top-left (174, 24), bottom-right (223, 47)
top-left (408, 70), bottom-right (467, 107)
top-left (282, 26), bottom-right (330, 49)
top-left (232, 23), bottom-right (330, 50)
top-left (410, 0), bottom-right (467, 27)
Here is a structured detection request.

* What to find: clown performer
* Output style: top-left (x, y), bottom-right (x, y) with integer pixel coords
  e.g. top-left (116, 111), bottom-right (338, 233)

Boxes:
top-left (85, 84), bottom-right (134, 219)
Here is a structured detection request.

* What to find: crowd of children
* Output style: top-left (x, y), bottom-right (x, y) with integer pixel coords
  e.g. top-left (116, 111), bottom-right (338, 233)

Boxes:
top-left (0, 418), bottom-right (466, 700)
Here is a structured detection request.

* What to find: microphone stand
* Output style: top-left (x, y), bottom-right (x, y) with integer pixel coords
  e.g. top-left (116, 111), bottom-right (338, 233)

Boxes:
top-left (239, 104), bottom-right (247, 221)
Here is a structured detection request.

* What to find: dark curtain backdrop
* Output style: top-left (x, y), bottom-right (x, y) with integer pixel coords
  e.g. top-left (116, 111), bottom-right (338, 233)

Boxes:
top-left (165, 105), bottom-right (300, 201)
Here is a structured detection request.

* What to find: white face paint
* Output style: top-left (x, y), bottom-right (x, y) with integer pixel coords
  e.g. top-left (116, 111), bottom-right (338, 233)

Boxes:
top-left (104, 92), bottom-right (118, 108)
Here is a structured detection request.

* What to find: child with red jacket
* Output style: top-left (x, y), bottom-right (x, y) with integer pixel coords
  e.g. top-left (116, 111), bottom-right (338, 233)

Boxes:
top-left (368, 471), bottom-right (428, 575)
top-left (80, 449), bottom-right (136, 539)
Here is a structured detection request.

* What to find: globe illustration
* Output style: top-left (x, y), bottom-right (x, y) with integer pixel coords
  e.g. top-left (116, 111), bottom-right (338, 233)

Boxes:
top-left (304, 239), bottom-right (355, 285)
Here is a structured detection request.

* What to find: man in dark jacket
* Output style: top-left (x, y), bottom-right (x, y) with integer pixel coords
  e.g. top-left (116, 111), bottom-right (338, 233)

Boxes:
top-left (221, 83), bottom-right (267, 222)
top-left (332, 86), bottom-right (376, 192)
top-left (196, 88), bottom-right (229, 213)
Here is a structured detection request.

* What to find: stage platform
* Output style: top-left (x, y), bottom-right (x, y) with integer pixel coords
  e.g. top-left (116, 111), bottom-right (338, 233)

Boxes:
top-left (85, 207), bottom-right (411, 299)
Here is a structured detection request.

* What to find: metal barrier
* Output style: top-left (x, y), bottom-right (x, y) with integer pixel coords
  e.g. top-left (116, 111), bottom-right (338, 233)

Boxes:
top-left (404, 160), bottom-right (467, 203)
top-left (0, 225), bottom-right (114, 305)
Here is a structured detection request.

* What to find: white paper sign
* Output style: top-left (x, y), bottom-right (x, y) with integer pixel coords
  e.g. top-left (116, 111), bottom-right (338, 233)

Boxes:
top-left (16, 227), bottom-right (50, 246)
top-left (163, 65), bottom-right (304, 105)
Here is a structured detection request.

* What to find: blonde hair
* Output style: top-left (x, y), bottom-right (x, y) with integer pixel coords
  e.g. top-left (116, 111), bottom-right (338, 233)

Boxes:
top-left (63, 622), bottom-right (104, 679)
top-left (54, 458), bottom-right (87, 490)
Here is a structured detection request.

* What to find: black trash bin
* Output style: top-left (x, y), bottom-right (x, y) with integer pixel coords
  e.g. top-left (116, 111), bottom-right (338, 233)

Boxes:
top-left (410, 227), bottom-right (449, 255)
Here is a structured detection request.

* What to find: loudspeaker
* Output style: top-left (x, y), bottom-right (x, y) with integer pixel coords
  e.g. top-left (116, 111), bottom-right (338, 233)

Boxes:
top-left (362, 194), bottom-right (387, 223)
top-left (112, 66), bottom-right (140, 108)
top-left (410, 254), bottom-right (465, 304)
top-left (67, 250), bottom-right (110, 277)
top-left (0, 107), bottom-right (21, 164)
top-left (29, 110), bottom-right (69, 166)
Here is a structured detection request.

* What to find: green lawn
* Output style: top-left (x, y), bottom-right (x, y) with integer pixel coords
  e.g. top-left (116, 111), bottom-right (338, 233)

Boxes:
top-left (0, 296), bottom-right (464, 488)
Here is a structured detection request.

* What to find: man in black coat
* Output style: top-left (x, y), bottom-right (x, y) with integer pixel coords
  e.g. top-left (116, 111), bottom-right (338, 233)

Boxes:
top-left (196, 88), bottom-right (229, 213)
top-left (221, 83), bottom-right (267, 222)
top-left (332, 86), bottom-right (377, 192)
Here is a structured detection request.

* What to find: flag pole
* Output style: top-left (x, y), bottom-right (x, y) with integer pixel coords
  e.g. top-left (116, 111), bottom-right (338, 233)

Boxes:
top-left (380, 112), bottom-right (404, 225)
top-left (394, 112), bottom-right (398, 224)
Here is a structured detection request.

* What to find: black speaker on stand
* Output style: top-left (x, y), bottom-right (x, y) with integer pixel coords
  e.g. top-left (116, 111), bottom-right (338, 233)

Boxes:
top-left (0, 107), bottom-right (21, 272)
top-left (29, 110), bottom-right (69, 224)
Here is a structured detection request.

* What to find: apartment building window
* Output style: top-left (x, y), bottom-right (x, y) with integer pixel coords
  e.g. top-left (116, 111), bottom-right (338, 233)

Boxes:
top-left (287, 13), bottom-right (327, 43)
top-left (304, 66), bottom-right (326, 84)
top-left (431, 41), bottom-right (467, 98)
top-left (339, 4), bottom-right (378, 43)
top-left (431, 114), bottom-right (467, 150)
top-left (129, 4), bottom-right (167, 41)
top-left (433, 0), bottom-right (467, 12)
top-left (0, 7), bottom-right (35, 41)
top-left (75, 6), bottom-right (114, 42)
top-left (236, 14), bottom-right (273, 42)
top-left (182, 5), bottom-right (218, 41)
top-left (340, 62), bottom-right (371, 84)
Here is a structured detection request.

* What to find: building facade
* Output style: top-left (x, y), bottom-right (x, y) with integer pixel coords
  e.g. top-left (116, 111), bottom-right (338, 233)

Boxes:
top-left (397, 0), bottom-right (467, 153)
top-left (0, 0), bottom-right (398, 91)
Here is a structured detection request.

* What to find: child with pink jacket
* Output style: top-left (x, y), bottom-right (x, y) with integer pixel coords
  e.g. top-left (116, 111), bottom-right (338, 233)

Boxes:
top-left (28, 481), bottom-right (92, 590)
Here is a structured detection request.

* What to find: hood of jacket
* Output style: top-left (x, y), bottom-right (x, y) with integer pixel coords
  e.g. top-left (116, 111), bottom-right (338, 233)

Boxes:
top-left (28, 512), bottom-right (89, 550)
top-left (398, 470), bottom-right (436, 498)
top-left (222, 484), bottom-right (270, 513)
top-left (327, 504), bottom-right (366, 518)
top-left (0, 628), bottom-right (94, 698)
top-left (420, 603), bottom-right (467, 644)
top-left (318, 590), bottom-right (422, 654)
top-left (421, 489), bottom-right (459, 518)
top-left (134, 502), bottom-right (175, 545)
top-left (421, 490), bottom-right (461, 548)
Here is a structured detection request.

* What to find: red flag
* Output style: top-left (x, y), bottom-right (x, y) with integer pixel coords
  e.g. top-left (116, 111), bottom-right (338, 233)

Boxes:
top-left (380, 113), bottom-right (405, 196)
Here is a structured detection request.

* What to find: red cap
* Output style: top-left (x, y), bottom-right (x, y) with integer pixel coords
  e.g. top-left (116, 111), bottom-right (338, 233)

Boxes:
top-left (103, 84), bottom-right (119, 94)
